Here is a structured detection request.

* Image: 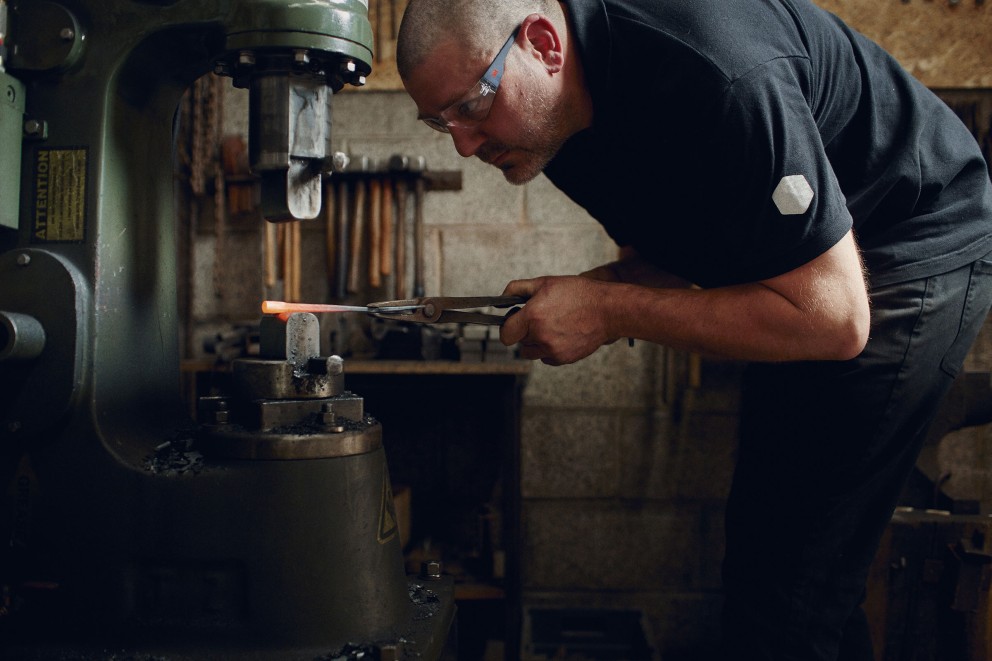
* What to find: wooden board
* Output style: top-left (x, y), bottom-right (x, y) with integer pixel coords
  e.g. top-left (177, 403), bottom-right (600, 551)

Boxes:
top-left (815, 0), bottom-right (992, 88)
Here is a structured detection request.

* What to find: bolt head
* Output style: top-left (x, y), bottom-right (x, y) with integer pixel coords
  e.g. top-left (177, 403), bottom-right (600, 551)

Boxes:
top-left (421, 560), bottom-right (442, 580)
top-left (332, 152), bottom-right (350, 172)
top-left (59, 27), bottom-right (75, 41)
top-left (15, 253), bottom-right (31, 267)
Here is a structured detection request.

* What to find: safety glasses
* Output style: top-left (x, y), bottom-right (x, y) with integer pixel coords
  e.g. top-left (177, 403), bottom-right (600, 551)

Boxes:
top-left (421, 27), bottom-right (520, 133)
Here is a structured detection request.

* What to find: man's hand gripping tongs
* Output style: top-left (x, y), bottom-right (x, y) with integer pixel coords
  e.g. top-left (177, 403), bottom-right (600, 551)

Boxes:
top-left (367, 296), bottom-right (527, 325)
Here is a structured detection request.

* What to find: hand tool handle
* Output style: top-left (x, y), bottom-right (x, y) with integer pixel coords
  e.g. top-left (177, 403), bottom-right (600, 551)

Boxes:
top-left (394, 178), bottom-right (407, 299)
top-left (369, 177), bottom-right (382, 288)
top-left (380, 177), bottom-right (393, 277)
top-left (418, 296), bottom-right (529, 323)
top-left (413, 176), bottom-right (426, 297)
top-left (348, 178), bottom-right (367, 293)
top-left (290, 220), bottom-right (301, 301)
top-left (425, 295), bottom-right (528, 310)
top-left (264, 221), bottom-right (278, 289)
top-left (281, 222), bottom-right (293, 300)
top-left (324, 182), bottom-right (335, 285)
top-left (335, 178), bottom-right (350, 299)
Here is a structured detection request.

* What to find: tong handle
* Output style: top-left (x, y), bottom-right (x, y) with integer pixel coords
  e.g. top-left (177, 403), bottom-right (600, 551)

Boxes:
top-left (368, 295), bottom-right (528, 325)
top-left (421, 295), bottom-right (526, 316)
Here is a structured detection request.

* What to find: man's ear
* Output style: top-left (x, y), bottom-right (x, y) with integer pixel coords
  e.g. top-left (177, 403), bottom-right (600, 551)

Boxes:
top-left (519, 13), bottom-right (564, 73)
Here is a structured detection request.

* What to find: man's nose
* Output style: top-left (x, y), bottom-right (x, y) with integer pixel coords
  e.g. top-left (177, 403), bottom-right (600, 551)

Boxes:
top-left (448, 125), bottom-right (486, 158)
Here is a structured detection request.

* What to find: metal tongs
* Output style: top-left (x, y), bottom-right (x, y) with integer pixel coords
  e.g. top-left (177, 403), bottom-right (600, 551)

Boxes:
top-left (367, 296), bottom-right (527, 326)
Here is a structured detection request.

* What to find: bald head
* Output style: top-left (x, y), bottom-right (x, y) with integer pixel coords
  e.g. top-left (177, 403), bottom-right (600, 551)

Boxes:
top-left (397, 0), bottom-right (562, 80)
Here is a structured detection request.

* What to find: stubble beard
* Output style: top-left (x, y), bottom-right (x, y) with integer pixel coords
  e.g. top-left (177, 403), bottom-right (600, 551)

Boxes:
top-left (478, 89), bottom-right (570, 185)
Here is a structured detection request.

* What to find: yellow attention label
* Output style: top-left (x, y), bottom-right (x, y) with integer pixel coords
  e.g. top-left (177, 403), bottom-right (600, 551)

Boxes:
top-left (34, 148), bottom-right (87, 242)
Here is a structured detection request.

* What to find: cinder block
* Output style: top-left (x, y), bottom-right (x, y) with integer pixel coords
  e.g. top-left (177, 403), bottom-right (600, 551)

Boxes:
top-left (521, 591), bottom-right (723, 661)
top-left (438, 224), bottom-right (615, 296)
top-left (521, 409), bottom-right (621, 499)
top-left (331, 90), bottom-right (420, 137)
top-left (674, 410), bottom-right (739, 501)
top-left (611, 398), bottom-right (738, 502)
top-left (191, 232), bottom-right (262, 322)
top-left (615, 411), bottom-right (680, 501)
top-left (521, 340), bottom-right (657, 409)
top-left (522, 500), bottom-right (712, 591)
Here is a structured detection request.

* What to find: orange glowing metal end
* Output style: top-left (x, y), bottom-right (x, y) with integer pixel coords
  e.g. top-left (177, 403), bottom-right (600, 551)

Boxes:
top-left (261, 300), bottom-right (372, 315)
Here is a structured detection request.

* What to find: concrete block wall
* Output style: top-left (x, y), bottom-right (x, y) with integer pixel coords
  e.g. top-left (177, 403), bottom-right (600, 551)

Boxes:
top-left (199, 87), bottom-right (739, 658)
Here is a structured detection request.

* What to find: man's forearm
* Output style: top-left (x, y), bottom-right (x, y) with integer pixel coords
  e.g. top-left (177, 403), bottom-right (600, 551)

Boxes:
top-left (503, 232), bottom-right (869, 365)
top-left (601, 280), bottom-right (864, 362)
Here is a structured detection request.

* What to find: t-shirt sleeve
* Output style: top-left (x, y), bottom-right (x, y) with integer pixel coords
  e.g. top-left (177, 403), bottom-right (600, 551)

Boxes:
top-left (693, 56), bottom-right (854, 284)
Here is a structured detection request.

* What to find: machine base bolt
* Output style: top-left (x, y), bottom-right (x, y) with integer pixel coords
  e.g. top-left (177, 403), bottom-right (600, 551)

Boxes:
top-left (320, 403), bottom-right (346, 432)
top-left (420, 560), bottom-right (442, 581)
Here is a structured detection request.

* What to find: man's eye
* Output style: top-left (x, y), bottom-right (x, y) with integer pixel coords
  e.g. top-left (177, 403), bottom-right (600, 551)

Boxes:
top-left (456, 97), bottom-right (487, 121)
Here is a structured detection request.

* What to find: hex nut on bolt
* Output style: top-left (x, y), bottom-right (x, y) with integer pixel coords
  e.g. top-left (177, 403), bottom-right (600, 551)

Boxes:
top-left (420, 560), bottom-right (442, 581)
top-left (211, 401), bottom-right (230, 425)
top-left (320, 403), bottom-right (346, 432)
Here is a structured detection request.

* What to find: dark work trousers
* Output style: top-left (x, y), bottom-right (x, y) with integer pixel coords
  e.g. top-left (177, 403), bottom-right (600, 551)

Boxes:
top-left (719, 252), bottom-right (992, 661)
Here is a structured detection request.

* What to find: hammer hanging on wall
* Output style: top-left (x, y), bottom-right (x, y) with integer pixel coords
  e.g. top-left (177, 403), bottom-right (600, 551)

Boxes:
top-left (348, 156), bottom-right (370, 293)
top-left (389, 154), bottom-right (410, 299)
top-left (335, 174), bottom-right (350, 299)
top-left (380, 171), bottom-right (393, 282)
top-left (265, 221), bottom-right (278, 290)
top-left (410, 155), bottom-right (427, 298)
top-left (324, 179), bottom-right (336, 290)
top-left (369, 175), bottom-right (382, 288)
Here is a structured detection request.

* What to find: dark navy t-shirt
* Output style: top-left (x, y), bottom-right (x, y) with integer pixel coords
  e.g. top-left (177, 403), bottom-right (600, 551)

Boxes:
top-left (545, 0), bottom-right (992, 288)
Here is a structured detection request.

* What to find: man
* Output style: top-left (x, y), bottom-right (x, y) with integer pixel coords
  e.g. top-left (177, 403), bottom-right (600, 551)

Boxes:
top-left (397, 1), bottom-right (992, 659)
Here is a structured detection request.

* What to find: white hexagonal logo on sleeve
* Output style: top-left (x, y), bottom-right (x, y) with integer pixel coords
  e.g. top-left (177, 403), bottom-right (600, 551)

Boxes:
top-left (772, 174), bottom-right (814, 216)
